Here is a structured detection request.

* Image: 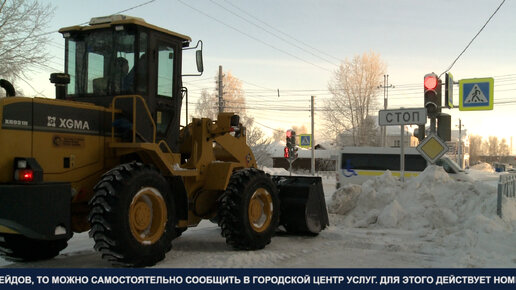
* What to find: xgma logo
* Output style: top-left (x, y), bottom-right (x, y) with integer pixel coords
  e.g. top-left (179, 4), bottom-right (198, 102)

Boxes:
top-left (47, 116), bottom-right (90, 131)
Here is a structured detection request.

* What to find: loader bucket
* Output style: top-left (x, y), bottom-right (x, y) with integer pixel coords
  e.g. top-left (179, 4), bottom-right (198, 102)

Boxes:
top-left (272, 175), bottom-right (329, 235)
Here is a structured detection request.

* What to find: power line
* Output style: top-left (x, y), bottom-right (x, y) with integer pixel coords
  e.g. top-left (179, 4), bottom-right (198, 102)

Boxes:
top-left (254, 120), bottom-right (284, 132)
top-left (176, 0), bottom-right (332, 72)
top-left (209, 0), bottom-right (338, 67)
top-left (7, 0), bottom-right (160, 42)
top-left (221, 0), bottom-right (342, 63)
top-left (440, 0), bottom-right (506, 77)
top-left (113, 0), bottom-right (158, 16)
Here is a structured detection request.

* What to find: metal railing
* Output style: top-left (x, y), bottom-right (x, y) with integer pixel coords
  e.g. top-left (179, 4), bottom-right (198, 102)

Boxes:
top-left (497, 173), bottom-right (516, 218)
top-left (110, 95), bottom-right (156, 143)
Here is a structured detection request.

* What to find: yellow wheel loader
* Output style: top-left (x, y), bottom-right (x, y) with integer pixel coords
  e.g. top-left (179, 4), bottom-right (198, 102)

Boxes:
top-left (0, 15), bottom-right (328, 267)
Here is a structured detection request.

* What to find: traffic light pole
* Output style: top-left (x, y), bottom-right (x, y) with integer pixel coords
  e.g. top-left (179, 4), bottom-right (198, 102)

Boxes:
top-left (311, 95), bottom-right (315, 176)
top-left (430, 116), bottom-right (437, 133)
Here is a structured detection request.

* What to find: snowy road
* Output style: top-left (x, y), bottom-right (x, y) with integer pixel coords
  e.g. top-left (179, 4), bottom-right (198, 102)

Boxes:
top-left (1, 217), bottom-right (444, 268)
top-left (1, 167), bottom-right (515, 268)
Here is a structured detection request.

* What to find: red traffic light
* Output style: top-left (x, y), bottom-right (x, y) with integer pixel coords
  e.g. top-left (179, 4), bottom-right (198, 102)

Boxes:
top-left (284, 147), bottom-right (289, 158)
top-left (286, 130), bottom-right (292, 138)
top-left (424, 74), bottom-right (438, 90)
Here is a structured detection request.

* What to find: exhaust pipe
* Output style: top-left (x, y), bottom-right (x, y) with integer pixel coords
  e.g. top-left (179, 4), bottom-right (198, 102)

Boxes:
top-left (0, 79), bottom-right (16, 97)
top-left (50, 73), bottom-right (70, 100)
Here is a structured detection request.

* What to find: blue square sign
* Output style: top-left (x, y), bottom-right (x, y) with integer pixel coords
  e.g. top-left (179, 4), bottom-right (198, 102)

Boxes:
top-left (459, 77), bottom-right (494, 111)
top-left (299, 134), bottom-right (311, 148)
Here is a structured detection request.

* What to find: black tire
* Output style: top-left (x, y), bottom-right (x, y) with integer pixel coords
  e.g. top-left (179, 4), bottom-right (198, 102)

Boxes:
top-left (88, 162), bottom-right (176, 267)
top-left (174, 227), bottom-right (187, 238)
top-left (218, 168), bottom-right (280, 250)
top-left (0, 234), bottom-right (68, 262)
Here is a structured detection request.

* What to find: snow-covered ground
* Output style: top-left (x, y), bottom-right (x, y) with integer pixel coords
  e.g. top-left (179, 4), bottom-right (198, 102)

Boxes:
top-left (1, 166), bottom-right (515, 268)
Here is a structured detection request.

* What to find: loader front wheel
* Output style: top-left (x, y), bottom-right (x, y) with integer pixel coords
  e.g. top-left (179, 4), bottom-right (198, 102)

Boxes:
top-left (89, 162), bottom-right (176, 267)
top-left (218, 168), bottom-right (279, 250)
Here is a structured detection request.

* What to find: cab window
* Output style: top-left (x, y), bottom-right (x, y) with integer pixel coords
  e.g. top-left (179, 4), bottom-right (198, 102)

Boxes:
top-left (157, 44), bottom-right (174, 97)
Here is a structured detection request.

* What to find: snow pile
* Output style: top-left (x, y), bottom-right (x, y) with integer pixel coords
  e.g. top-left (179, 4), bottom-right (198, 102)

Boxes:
top-left (329, 165), bottom-right (516, 267)
top-left (470, 162), bottom-right (494, 172)
top-left (262, 166), bottom-right (290, 176)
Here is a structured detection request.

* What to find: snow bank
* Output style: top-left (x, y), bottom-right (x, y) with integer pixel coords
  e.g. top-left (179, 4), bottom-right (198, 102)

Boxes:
top-left (470, 162), bottom-right (494, 172)
top-left (262, 166), bottom-right (290, 176)
top-left (328, 165), bottom-right (516, 267)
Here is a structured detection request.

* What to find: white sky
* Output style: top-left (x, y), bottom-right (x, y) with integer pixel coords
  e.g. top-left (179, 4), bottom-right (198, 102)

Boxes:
top-left (20, 0), bottom-right (516, 153)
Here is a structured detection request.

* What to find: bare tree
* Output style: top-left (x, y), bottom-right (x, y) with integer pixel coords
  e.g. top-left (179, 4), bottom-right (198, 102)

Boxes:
top-left (291, 125), bottom-right (308, 135)
top-left (485, 136), bottom-right (500, 157)
top-left (272, 125), bottom-right (307, 144)
top-left (244, 117), bottom-right (272, 167)
top-left (468, 135), bottom-right (484, 164)
top-left (499, 138), bottom-right (510, 157)
top-left (323, 52), bottom-right (385, 146)
top-left (193, 69), bottom-right (271, 167)
top-left (193, 89), bottom-right (217, 120)
top-left (0, 0), bottom-right (55, 82)
top-left (221, 71), bottom-right (246, 115)
top-left (193, 70), bottom-right (246, 119)
top-left (272, 128), bottom-right (285, 143)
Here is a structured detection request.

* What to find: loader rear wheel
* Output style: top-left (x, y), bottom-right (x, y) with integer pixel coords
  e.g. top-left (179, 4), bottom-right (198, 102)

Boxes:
top-left (0, 234), bottom-right (68, 262)
top-left (218, 168), bottom-right (279, 250)
top-left (89, 162), bottom-right (176, 267)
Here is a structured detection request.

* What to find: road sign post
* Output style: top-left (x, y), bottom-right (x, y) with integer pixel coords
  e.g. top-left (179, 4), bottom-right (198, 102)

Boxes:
top-left (379, 108), bottom-right (427, 182)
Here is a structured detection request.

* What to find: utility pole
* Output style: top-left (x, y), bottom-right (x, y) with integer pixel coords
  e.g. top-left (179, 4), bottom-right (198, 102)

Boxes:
top-left (378, 75), bottom-right (394, 147)
top-left (458, 118), bottom-right (463, 169)
top-left (218, 65), bottom-right (224, 113)
top-left (311, 96), bottom-right (315, 176)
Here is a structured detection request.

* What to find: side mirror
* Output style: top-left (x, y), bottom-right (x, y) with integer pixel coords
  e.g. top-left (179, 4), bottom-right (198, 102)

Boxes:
top-left (196, 50), bottom-right (203, 73)
top-left (182, 40), bottom-right (204, 77)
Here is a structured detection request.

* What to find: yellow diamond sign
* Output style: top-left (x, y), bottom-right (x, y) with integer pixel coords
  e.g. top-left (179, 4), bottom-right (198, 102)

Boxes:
top-left (416, 133), bottom-right (449, 164)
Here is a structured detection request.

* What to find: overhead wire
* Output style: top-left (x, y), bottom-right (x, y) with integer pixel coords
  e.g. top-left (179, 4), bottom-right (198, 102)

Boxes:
top-left (439, 0), bottom-right (506, 78)
top-left (220, 0), bottom-right (342, 63)
top-left (209, 0), bottom-right (339, 68)
top-left (176, 0), bottom-right (332, 72)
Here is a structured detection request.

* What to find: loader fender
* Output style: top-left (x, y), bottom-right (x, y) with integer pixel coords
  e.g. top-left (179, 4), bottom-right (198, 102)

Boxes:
top-left (272, 175), bottom-right (329, 235)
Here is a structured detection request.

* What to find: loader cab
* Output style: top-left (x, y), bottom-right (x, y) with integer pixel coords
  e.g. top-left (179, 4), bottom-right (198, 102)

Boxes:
top-left (58, 15), bottom-right (197, 150)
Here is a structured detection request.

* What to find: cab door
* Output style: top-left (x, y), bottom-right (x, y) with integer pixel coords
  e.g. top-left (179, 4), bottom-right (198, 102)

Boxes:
top-left (149, 35), bottom-right (183, 151)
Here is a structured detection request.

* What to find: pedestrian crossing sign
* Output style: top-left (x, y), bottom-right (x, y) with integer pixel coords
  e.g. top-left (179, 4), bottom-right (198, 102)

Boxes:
top-left (459, 78), bottom-right (494, 111)
top-left (299, 134), bottom-right (312, 148)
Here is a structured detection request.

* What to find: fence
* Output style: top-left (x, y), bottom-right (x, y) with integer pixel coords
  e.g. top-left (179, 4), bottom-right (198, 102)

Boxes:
top-left (497, 173), bottom-right (516, 218)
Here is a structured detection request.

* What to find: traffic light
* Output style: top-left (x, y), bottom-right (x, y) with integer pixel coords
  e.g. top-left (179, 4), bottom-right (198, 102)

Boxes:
top-left (284, 146), bottom-right (289, 158)
top-left (286, 129), bottom-right (296, 148)
top-left (413, 124), bottom-right (425, 142)
top-left (424, 73), bottom-right (442, 117)
top-left (285, 129), bottom-right (297, 160)
top-left (437, 113), bottom-right (451, 142)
